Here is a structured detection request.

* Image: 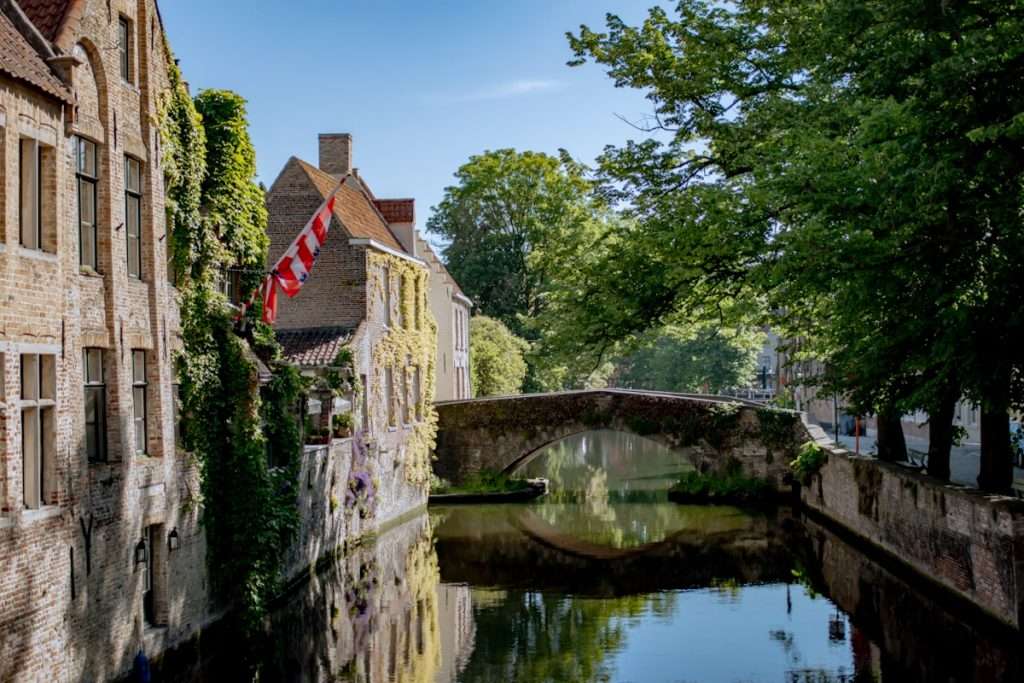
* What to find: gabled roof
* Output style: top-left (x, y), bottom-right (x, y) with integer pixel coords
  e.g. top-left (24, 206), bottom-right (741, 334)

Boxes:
top-left (276, 326), bottom-right (354, 367)
top-left (0, 3), bottom-right (72, 101)
top-left (294, 159), bottom-right (405, 252)
top-left (17, 0), bottom-right (70, 41)
top-left (416, 235), bottom-right (470, 303)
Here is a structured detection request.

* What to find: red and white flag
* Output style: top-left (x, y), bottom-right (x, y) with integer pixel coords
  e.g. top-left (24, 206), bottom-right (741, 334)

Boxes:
top-left (261, 275), bottom-right (279, 325)
top-left (272, 180), bottom-right (343, 298)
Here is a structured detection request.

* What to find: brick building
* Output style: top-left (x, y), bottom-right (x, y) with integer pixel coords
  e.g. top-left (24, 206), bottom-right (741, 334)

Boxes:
top-left (0, 0), bottom-right (218, 679)
top-left (266, 134), bottom-right (468, 511)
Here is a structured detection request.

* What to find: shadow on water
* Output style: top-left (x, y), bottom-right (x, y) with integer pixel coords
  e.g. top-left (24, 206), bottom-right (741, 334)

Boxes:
top-left (176, 430), bottom-right (1023, 683)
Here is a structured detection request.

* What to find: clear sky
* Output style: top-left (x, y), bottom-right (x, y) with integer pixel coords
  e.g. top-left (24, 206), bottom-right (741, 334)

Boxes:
top-left (159, 0), bottom-right (663, 232)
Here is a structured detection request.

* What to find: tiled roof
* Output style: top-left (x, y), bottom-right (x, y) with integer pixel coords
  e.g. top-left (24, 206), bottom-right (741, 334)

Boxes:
top-left (374, 198), bottom-right (415, 224)
top-left (17, 0), bottom-right (71, 41)
top-left (295, 159), bottom-right (405, 252)
top-left (0, 9), bottom-right (72, 101)
top-left (276, 326), bottom-right (354, 367)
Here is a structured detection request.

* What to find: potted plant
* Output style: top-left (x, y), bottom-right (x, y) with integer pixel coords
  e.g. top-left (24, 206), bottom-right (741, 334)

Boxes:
top-left (333, 412), bottom-right (354, 439)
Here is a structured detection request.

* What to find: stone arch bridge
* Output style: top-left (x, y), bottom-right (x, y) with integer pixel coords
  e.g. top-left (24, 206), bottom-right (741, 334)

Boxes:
top-left (432, 390), bottom-right (808, 489)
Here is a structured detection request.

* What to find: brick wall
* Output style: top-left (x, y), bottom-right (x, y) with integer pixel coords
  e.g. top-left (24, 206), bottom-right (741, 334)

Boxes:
top-left (800, 421), bottom-right (1024, 628)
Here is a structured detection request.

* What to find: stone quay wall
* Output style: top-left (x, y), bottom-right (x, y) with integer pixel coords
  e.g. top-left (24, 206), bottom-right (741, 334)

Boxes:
top-left (800, 422), bottom-right (1024, 629)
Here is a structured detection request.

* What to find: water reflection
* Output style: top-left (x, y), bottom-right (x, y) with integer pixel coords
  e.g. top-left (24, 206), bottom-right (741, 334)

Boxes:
top-left (187, 431), bottom-right (1024, 683)
top-left (517, 430), bottom-right (712, 549)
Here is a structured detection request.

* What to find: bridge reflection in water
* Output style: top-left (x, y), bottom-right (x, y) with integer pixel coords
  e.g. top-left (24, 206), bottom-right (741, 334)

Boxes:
top-left (189, 431), bottom-right (1021, 682)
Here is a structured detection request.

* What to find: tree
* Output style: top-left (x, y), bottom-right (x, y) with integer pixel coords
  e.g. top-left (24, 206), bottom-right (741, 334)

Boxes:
top-left (567, 1), bottom-right (1024, 490)
top-left (614, 326), bottom-right (763, 394)
top-left (427, 149), bottom-right (601, 337)
top-left (470, 316), bottom-right (529, 397)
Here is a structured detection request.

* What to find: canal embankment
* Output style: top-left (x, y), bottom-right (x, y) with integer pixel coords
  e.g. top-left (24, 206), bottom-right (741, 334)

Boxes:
top-left (800, 420), bottom-right (1024, 629)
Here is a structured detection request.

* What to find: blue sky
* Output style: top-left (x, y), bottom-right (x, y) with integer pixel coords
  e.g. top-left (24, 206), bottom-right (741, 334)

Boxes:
top-left (160, 0), bottom-right (664, 231)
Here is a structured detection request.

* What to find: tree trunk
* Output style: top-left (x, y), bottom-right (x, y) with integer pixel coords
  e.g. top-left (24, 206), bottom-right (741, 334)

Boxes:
top-left (979, 404), bottom-right (1013, 493)
top-left (927, 390), bottom-right (957, 481)
top-left (875, 409), bottom-right (907, 462)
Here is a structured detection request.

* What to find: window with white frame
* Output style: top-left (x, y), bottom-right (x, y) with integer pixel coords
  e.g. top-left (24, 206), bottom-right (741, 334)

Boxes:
top-left (21, 353), bottom-right (56, 509)
top-left (125, 156), bottom-right (143, 279)
top-left (77, 138), bottom-right (99, 269)
top-left (83, 348), bottom-right (106, 462)
top-left (131, 350), bottom-right (147, 454)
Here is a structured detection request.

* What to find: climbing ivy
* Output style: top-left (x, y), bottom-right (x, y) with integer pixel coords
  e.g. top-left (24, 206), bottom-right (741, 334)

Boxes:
top-left (368, 252), bottom-right (438, 487)
top-left (161, 54), bottom-right (302, 633)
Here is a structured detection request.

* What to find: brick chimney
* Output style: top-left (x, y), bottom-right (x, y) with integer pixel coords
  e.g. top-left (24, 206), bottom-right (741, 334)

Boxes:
top-left (318, 133), bottom-right (352, 178)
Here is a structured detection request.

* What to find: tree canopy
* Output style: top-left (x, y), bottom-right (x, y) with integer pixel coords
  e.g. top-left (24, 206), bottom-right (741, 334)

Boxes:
top-left (470, 316), bottom-right (530, 397)
top-left (566, 0), bottom-right (1024, 489)
top-left (427, 149), bottom-right (601, 337)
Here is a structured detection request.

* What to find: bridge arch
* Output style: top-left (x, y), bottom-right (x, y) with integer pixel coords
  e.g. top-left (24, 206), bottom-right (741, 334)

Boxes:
top-left (433, 390), bottom-right (806, 489)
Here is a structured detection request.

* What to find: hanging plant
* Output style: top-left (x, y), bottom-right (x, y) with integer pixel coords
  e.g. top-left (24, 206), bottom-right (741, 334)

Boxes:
top-left (160, 56), bottom-right (303, 635)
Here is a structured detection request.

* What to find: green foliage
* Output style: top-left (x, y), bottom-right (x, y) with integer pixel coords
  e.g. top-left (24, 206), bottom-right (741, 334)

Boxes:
top-left (431, 469), bottom-right (534, 495)
top-left (669, 470), bottom-right (774, 505)
top-left (790, 442), bottom-right (828, 485)
top-left (756, 409), bottom-right (800, 453)
top-left (614, 326), bottom-right (763, 394)
top-left (428, 149), bottom-right (600, 336)
top-left (161, 67), bottom-right (302, 634)
top-left (469, 316), bottom-right (529, 397)
top-left (565, 0), bottom-right (1024, 480)
top-left (194, 90), bottom-right (269, 297)
top-left (160, 55), bottom-right (205, 284)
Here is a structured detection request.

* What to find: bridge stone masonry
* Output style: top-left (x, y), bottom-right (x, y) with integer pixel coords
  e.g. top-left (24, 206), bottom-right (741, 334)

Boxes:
top-left (432, 390), bottom-right (804, 487)
top-left (432, 389), bottom-right (1024, 630)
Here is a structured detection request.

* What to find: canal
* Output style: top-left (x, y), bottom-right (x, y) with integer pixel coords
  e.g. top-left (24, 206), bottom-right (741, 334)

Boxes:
top-left (231, 431), bottom-right (1021, 682)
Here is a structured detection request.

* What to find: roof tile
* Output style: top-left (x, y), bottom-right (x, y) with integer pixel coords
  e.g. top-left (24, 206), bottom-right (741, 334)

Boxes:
top-left (276, 326), bottom-right (354, 367)
top-left (374, 198), bottom-right (415, 224)
top-left (295, 159), bottom-right (405, 252)
top-left (17, 0), bottom-right (71, 41)
top-left (0, 9), bottom-right (72, 101)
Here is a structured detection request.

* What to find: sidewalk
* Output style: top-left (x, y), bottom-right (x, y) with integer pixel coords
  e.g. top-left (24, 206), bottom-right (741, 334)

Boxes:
top-left (833, 433), bottom-right (1023, 489)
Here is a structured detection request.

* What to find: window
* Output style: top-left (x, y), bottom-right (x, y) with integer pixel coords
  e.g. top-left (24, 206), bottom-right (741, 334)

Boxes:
top-left (401, 365), bottom-right (410, 425)
top-left (383, 266), bottom-right (392, 327)
top-left (83, 348), bottom-right (106, 462)
top-left (118, 17), bottom-right (133, 83)
top-left (132, 350), bottom-right (147, 454)
top-left (413, 366), bottom-right (422, 421)
top-left (414, 278), bottom-right (422, 330)
top-left (397, 274), bottom-right (406, 329)
top-left (360, 373), bottom-right (368, 432)
top-left (125, 157), bottom-right (142, 279)
top-left (19, 139), bottom-right (43, 250)
top-left (385, 366), bottom-right (396, 427)
top-left (77, 138), bottom-right (99, 269)
top-left (171, 382), bottom-right (181, 449)
top-left (219, 267), bottom-right (242, 305)
top-left (142, 524), bottom-right (164, 626)
top-left (21, 354), bottom-right (56, 509)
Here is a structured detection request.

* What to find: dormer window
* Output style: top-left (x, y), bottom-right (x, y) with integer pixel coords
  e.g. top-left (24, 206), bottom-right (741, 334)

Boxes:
top-left (118, 17), bottom-right (133, 83)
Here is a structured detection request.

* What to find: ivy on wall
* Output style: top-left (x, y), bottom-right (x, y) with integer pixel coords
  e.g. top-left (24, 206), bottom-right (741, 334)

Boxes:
top-left (368, 252), bottom-right (439, 487)
top-left (160, 53), bottom-right (303, 632)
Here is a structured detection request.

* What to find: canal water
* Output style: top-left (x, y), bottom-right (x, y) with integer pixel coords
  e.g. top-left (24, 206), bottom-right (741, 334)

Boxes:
top-left (214, 430), bottom-right (1022, 682)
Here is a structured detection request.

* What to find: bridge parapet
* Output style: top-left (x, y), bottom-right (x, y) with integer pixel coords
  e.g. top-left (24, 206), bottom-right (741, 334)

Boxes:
top-left (433, 390), bottom-right (804, 487)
